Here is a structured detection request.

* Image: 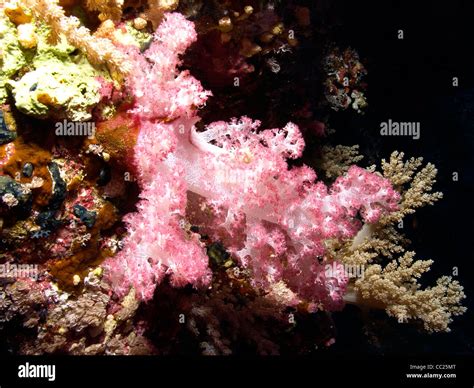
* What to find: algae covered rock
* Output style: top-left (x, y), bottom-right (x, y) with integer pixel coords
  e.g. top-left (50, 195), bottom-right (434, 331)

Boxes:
top-left (0, 16), bottom-right (28, 104)
top-left (11, 55), bottom-right (103, 121)
top-left (0, 11), bottom-right (111, 121)
top-left (0, 175), bottom-right (32, 216)
top-left (0, 108), bottom-right (17, 144)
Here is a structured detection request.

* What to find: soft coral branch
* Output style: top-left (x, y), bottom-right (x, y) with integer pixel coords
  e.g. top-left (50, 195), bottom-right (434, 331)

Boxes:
top-left (106, 13), bottom-right (400, 311)
top-left (105, 13), bottom-right (212, 300)
top-left (168, 116), bottom-right (400, 309)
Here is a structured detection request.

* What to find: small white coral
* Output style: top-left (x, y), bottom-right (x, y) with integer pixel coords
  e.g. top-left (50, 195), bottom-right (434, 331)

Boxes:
top-left (17, 22), bottom-right (37, 48)
top-left (2, 193), bottom-right (18, 207)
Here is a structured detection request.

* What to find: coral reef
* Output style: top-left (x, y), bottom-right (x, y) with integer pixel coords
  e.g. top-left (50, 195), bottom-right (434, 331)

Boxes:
top-left (0, 0), bottom-right (467, 355)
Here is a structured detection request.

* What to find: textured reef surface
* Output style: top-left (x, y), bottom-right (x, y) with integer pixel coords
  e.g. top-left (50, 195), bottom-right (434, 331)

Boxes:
top-left (0, 0), bottom-right (467, 355)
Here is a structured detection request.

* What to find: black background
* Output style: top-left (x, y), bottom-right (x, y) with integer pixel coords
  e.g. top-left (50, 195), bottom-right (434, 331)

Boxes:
top-left (317, 0), bottom-right (474, 356)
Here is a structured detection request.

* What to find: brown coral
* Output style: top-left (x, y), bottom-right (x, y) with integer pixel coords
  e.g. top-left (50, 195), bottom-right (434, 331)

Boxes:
top-left (85, 0), bottom-right (124, 21)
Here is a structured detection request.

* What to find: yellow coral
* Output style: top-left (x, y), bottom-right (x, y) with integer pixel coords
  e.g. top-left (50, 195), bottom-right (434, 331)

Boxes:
top-left (133, 17), bottom-right (147, 30)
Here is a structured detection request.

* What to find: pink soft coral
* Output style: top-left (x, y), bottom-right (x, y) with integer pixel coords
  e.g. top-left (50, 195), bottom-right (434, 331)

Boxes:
top-left (180, 117), bottom-right (399, 309)
top-left (124, 13), bottom-right (211, 123)
top-left (105, 13), bottom-right (400, 309)
top-left (105, 13), bottom-right (212, 300)
top-left (106, 165), bottom-right (211, 300)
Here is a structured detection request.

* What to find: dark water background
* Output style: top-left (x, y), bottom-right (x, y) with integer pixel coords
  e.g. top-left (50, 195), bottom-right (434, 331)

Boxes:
top-left (317, 0), bottom-right (474, 356)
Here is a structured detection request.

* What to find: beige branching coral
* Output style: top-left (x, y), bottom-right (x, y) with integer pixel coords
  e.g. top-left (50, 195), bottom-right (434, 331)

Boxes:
top-left (340, 224), bottom-right (408, 265)
top-left (346, 252), bottom-right (465, 332)
top-left (319, 144), bottom-right (364, 179)
top-left (142, 0), bottom-right (178, 28)
top-left (336, 151), bottom-right (466, 332)
top-left (17, 0), bottom-right (131, 75)
top-left (379, 151), bottom-right (444, 224)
